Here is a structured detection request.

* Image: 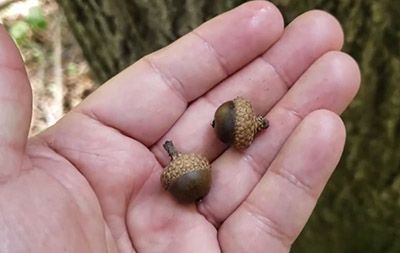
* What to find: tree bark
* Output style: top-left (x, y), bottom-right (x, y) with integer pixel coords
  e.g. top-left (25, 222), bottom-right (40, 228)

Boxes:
top-left (54, 0), bottom-right (241, 83)
top-left (55, 0), bottom-right (400, 252)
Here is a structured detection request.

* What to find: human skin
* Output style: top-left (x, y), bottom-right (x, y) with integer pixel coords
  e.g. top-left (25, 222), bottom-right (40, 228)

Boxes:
top-left (0, 1), bottom-right (360, 252)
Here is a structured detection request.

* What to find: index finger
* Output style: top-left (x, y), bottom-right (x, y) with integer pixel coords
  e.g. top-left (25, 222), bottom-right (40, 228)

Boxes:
top-left (75, 1), bottom-right (284, 146)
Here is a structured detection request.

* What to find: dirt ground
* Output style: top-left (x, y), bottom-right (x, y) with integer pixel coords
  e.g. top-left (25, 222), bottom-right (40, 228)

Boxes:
top-left (0, 0), bottom-right (97, 136)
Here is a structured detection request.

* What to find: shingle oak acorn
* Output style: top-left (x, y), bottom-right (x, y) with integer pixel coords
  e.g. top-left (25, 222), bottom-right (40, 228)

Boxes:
top-left (212, 96), bottom-right (269, 150)
top-left (160, 141), bottom-right (212, 203)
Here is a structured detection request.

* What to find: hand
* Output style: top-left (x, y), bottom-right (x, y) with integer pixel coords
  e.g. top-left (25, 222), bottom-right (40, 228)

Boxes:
top-left (0, 1), bottom-right (360, 252)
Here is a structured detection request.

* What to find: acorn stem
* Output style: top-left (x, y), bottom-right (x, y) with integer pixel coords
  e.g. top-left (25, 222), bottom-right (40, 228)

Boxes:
top-left (163, 140), bottom-right (179, 160)
top-left (256, 116), bottom-right (269, 132)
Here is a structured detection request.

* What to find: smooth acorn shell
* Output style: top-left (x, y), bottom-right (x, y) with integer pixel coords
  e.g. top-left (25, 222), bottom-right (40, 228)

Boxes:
top-left (169, 169), bottom-right (212, 203)
top-left (213, 100), bottom-right (236, 145)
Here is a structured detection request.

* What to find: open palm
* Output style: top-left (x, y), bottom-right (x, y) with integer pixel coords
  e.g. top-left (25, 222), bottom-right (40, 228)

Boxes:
top-left (0, 2), bottom-right (360, 253)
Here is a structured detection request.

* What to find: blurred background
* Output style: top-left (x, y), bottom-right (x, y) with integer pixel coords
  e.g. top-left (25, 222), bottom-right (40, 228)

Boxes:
top-left (1, 0), bottom-right (398, 252)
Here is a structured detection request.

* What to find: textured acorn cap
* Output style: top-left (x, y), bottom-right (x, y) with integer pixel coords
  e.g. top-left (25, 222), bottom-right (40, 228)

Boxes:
top-left (233, 97), bottom-right (268, 150)
top-left (161, 154), bottom-right (211, 190)
top-left (161, 141), bottom-right (212, 203)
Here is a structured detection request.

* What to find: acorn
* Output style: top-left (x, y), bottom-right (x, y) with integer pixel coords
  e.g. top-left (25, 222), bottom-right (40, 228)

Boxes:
top-left (160, 140), bottom-right (212, 203)
top-left (212, 96), bottom-right (269, 150)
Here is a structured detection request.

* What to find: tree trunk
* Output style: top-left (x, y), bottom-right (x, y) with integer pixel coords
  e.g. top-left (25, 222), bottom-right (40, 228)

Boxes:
top-left (54, 0), bottom-right (241, 83)
top-left (55, 0), bottom-right (400, 252)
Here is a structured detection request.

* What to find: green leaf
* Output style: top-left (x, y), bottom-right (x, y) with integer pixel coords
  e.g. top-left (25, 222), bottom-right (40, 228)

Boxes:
top-left (67, 63), bottom-right (79, 75)
top-left (9, 20), bottom-right (30, 44)
top-left (26, 6), bottom-right (47, 30)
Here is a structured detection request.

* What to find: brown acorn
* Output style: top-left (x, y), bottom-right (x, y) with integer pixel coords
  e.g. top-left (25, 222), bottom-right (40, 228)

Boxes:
top-left (160, 141), bottom-right (212, 203)
top-left (212, 96), bottom-right (269, 150)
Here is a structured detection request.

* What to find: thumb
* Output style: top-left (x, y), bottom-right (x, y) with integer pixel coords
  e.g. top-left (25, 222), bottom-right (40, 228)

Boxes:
top-left (0, 25), bottom-right (32, 181)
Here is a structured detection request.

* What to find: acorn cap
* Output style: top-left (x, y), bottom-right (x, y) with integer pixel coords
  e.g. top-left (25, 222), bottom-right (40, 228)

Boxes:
top-left (233, 97), bottom-right (267, 150)
top-left (161, 141), bottom-right (212, 203)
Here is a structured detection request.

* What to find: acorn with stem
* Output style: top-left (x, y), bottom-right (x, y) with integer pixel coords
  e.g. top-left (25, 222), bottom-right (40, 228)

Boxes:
top-left (160, 141), bottom-right (212, 203)
top-left (212, 96), bottom-right (269, 150)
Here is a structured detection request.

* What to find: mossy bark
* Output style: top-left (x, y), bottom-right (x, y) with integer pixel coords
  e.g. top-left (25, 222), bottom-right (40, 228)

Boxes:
top-left (55, 0), bottom-right (400, 252)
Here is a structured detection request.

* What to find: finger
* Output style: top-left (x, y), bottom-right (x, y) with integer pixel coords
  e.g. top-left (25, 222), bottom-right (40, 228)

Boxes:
top-left (0, 25), bottom-right (32, 181)
top-left (199, 51), bottom-right (360, 225)
top-left (152, 10), bottom-right (344, 166)
top-left (76, 1), bottom-right (284, 146)
top-left (219, 110), bottom-right (346, 253)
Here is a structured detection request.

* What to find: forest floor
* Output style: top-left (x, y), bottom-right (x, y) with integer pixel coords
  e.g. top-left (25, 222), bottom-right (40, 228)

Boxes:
top-left (0, 0), bottom-right (98, 136)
